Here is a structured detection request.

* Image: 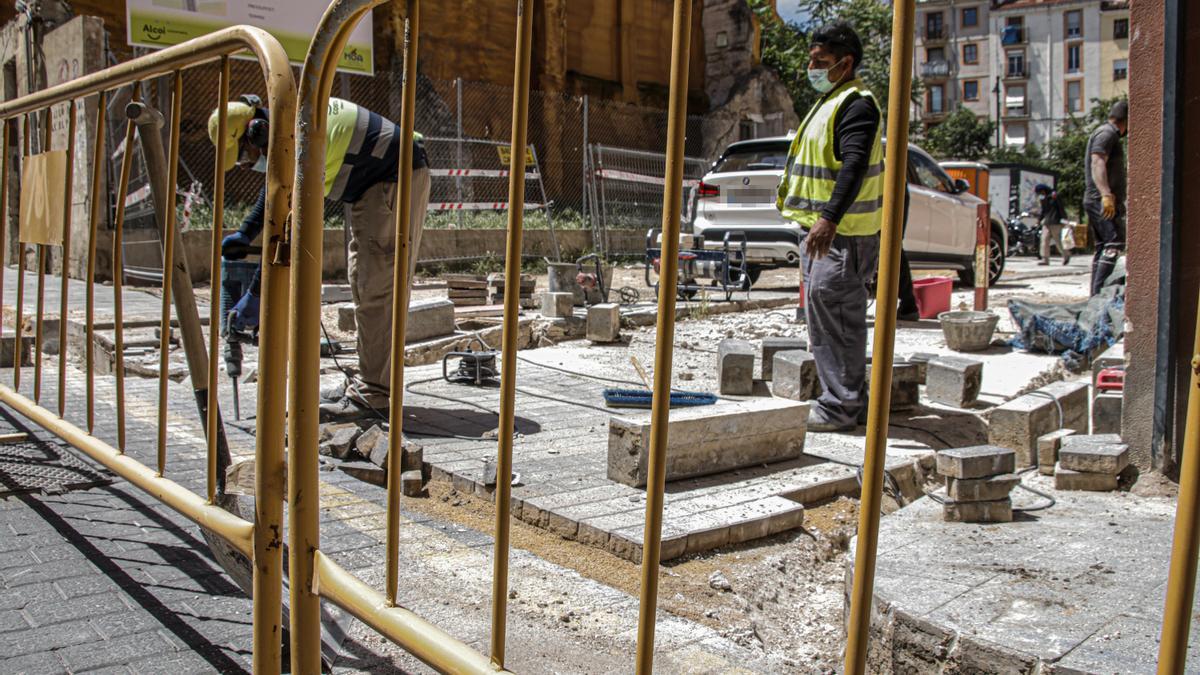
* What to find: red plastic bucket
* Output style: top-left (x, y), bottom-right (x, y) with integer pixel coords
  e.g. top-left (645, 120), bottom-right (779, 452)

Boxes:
top-left (913, 276), bottom-right (953, 319)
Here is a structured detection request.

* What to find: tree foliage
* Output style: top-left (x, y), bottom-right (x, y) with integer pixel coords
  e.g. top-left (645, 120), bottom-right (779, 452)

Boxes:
top-left (918, 107), bottom-right (995, 160)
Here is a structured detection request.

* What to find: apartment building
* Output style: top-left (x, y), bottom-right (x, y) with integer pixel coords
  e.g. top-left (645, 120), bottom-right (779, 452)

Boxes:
top-left (913, 0), bottom-right (1130, 150)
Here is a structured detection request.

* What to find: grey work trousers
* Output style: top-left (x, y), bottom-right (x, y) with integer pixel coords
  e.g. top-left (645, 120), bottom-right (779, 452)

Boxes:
top-left (346, 167), bottom-right (432, 404)
top-left (802, 232), bottom-right (880, 427)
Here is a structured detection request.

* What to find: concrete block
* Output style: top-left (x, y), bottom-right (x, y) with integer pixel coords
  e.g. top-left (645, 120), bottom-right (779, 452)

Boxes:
top-left (1036, 429), bottom-right (1076, 476)
top-left (925, 356), bottom-right (984, 408)
top-left (906, 352), bottom-right (938, 384)
top-left (1055, 463), bottom-right (1118, 492)
top-left (865, 361), bottom-right (919, 411)
top-left (1091, 341), bottom-right (1125, 383)
top-left (936, 445), bottom-right (1016, 480)
top-left (400, 470), bottom-right (427, 497)
top-left (761, 337), bottom-right (807, 381)
top-left (335, 298), bottom-right (455, 344)
top-left (946, 474), bottom-right (1019, 502)
top-left (1092, 392), bottom-right (1123, 435)
top-left (943, 498), bottom-right (1013, 523)
top-left (0, 332), bottom-right (33, 368)
top-left (318, 423), bottom-right (362, 460)
top-left (586, 303), bottom-right (621, 343)
top-left (322, 283), bottom-right (354, 304)
top-left (541, 292), bottom-right (574, 318)
top-left (337, 304), bottom-right (356, 332)
top-left (608, 398), bottom-right (809, 487)
top-left (771, 349), bottom-right (820, 401)
top-left (717, 339), bottom-right (755, 396)
top-left (988, 380), bottom-right (1089, 467)
top-left (339, 460), bottom-right (386, 487)
top-left (1059, 435), bottom-right (1129, 475)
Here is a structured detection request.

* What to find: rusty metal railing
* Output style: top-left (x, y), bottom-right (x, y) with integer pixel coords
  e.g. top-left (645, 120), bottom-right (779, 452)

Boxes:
top-left (0, 27), bottom-right (296, 673)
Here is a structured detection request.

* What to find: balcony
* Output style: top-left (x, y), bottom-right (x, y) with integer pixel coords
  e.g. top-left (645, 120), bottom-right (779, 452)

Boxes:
top-left (922, 25), bottom-right (947, 42)
top-left (1002, 103), bottom-right (1030, 119)
top-left (1004, 64), bottom-right (1029, 80)
top-left (1000, 26), bottom-right (1028, 45)
top-left (920, 59), bottom-right (951, 79)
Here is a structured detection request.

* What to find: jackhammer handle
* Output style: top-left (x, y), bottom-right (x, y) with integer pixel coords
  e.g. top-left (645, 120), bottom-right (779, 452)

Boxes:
top-left (223, 243), bottom-right (263, 259)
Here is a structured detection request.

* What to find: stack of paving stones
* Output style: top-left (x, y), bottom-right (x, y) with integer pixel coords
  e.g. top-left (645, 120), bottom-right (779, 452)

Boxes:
top-left (487, 272), bottom-right (537, 309)
top-left (1054, 434), bottom-right (1129, 491)
top-left (444, 273), bottom-right (489, 306)
top-left (936, 445), bottom-right (1018, 523)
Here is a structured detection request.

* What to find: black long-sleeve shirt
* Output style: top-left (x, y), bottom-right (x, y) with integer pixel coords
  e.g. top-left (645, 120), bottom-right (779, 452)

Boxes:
top-left (822, 93), bottom-right (881, 225)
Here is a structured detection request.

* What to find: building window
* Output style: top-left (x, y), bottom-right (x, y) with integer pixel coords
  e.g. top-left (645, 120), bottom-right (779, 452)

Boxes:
top-left (926, 12), bottom-right (944, 39)
top-left (1065, 10), bottom-right (1083, 39)
top-left (963, 80), bottom-right (979, 101)
top-left (962, 43), bottom-right (978, 65)
top-left (1066, 44), bottom-right (1082, 73)
top-left (1066, 80), bottom-right (1083, 113)
top-left (927, 47), bottom-right (945, 62)
top-left (961, 7), bottom-right (978, 28)
top-left (1006, 84), bottom-right (1026, 113)
top-left (1002, 16), bottom-right (1025, 45)
top-left (1004, 122), bottom-right (1027, 147)
top-left (1114, 18), bottom-right (1129, 40)
top-left (1113, 58), bottom-right (1128, 81)
top-left (1007, 50), bottom-right (1026, 78)
top-left (928, 84), bottom-right (945, 114)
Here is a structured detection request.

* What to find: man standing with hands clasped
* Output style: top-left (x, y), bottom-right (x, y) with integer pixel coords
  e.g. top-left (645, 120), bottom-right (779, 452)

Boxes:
top-left (776, 22), bottom-right (884, 433)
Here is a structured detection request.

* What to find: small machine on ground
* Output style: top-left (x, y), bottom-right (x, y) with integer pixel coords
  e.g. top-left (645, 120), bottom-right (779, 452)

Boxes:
top-left (644, 228), bottom-right (750, 302)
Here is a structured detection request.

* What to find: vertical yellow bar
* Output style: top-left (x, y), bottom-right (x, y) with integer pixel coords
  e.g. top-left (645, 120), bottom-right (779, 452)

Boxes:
top-left (85, 93), bottom-right (107, 433)
top-left (14, 115), bottom-right (29, 391)
top-left (112, 89), bottom-right (138, 453)
top-left (634, 0), bottom-right (692, 672)
top-left (57, 99), bottom-right (76, 417)
top-left (156, 71), bottom-right (183, 476)
top-left (0, 120), bottom-right (9, 385)
top-left (207, 58), bottom-right (229, 504)
top-left (385, 0), bottom-right (420, 607)
top-left (843, 3), bottom-right (916, 673)
top-left (488, 0), bottom-right (534, 666)
top-left (34, 108), bottom-right (51, 405)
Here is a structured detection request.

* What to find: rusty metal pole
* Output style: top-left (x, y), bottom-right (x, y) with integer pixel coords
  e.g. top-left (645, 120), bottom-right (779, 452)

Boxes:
top-left (844, 2), bottom-right (916, 673)
top-left (634, 0), bottom-right (692, 671)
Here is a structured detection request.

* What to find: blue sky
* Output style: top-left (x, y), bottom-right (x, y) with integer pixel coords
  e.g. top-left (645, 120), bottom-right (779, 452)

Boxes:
top-left (775, 0), bottom-right (810, 24)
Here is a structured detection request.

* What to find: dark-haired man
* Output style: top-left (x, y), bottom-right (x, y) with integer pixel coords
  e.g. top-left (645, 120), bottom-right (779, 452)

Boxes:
top-left (1083, 101), bottom-right (1127, 295)
top-left (776, 22), bottom-right (883, 432)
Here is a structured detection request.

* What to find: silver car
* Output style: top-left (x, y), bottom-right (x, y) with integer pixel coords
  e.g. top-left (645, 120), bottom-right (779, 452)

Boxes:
top-left (690, 136), bottom-right (1007, 286)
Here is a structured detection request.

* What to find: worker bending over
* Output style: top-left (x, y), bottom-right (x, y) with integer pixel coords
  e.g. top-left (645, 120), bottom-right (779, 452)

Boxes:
top-left (208, 95), bottom-right (431, 420)
top-left (776, 22), bottom-right (883, 433)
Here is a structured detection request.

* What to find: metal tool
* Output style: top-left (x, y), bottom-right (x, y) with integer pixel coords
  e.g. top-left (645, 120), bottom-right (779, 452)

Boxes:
top-left (645, 228), bottom-right (750, 302)
top-left (575, 253), bottom-right (608, 305)
top-left (442, 337), bottom-right (500, 386)
top-left (220, 258), bottom-right (260, 421)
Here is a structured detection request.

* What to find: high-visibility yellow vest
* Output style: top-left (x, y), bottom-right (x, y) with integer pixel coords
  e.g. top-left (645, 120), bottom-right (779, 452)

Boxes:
top-left (325, 98), bottom-right (425, 202)
top-left (776, 79), bottom-right (884, 235)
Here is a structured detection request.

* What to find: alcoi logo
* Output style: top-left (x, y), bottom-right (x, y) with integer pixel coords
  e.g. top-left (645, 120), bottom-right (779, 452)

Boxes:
top-left (143, 23), bottom-right (167, 42)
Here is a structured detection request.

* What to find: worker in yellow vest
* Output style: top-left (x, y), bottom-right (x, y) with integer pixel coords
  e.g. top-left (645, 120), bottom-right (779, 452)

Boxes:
top-left (209, 96), bottom-right (431, 421)
top-left (776, 23), bottom-right (884, 432)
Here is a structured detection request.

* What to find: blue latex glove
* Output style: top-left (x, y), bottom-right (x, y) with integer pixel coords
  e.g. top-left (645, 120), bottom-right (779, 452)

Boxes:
top-left (222, 231), bottom-right (254, 260)
top-left (228, 291), bottom-right (260, 332)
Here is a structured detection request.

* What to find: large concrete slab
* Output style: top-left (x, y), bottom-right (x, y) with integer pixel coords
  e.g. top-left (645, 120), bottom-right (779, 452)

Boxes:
top-left (987, 380), bottom-right (1089, 467)
top-left (607, 398), bottom-right (809, 488)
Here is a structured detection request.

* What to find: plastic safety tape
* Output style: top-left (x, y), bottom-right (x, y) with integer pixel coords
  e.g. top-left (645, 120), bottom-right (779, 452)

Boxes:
top-left (595, 168), bottom-right (700, 187)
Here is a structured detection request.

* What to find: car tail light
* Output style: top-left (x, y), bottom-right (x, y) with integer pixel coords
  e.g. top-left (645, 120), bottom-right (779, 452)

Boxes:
top-left (697, 181), bottom-right (720, 199)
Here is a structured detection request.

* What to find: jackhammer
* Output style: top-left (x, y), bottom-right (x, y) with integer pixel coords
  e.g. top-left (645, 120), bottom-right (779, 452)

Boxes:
top-left (220, 258), bottom-right (259, 420)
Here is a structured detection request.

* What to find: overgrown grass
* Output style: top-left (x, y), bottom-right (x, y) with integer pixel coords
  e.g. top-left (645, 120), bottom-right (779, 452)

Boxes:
top-left (423, 208), bottom-right (591, 230)
top-left (179, 200), bottom-right (345, 231)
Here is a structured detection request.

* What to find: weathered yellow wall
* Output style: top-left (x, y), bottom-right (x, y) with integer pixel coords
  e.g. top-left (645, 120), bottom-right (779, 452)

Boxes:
top-left (1100, 10), bottom-right (1129, 99)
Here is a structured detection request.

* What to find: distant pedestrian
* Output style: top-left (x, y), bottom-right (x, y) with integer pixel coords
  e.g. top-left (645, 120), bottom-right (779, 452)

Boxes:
top-left (1034, 184), bottom-right (1069, 266)
top-left (1082, 101), bottom-right (1127, 294)
top-left (776, 22), bottom-right (883, 432)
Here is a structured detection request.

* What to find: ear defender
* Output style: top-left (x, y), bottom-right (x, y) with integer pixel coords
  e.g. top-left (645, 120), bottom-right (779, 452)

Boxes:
top-left (244, 118), bottom-right (269, 149)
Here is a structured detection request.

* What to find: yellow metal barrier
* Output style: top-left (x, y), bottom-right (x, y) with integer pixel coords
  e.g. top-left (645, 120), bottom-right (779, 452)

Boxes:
top-left (0, 26), bottom-right (296, 673)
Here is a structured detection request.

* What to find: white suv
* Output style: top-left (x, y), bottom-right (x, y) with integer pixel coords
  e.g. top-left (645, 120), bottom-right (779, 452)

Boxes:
top-left (690, 136), bottom-right (1007, 286)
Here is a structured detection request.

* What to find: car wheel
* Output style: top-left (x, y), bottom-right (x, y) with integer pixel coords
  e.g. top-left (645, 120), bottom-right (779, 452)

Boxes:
top-left (744, 265), bottom-right (763, 289)
top-left (957, 226), bottom-right (1006, 287)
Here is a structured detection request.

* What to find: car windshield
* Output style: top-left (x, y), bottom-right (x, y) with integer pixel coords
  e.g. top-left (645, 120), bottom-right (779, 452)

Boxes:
top-left (710, 144), bottom-right (789, 173)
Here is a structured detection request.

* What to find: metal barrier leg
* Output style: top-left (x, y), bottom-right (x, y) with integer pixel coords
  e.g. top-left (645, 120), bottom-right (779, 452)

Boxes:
top-left (85, 93), bottom-right (106, 433)
top-left (843, 2), bottom-right (916, 673)
top-left (634, 0), bottom-right (693, 672)
top-left (56, 99), bottom-right (76, 418)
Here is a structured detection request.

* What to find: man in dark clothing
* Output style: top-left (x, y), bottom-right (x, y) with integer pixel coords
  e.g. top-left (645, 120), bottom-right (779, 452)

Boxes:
top-left (776, 22), bottom-right (884, 432)
top-left (1035, 183), bottom-right (1070, 266)
top-left (1082, 101), bottom-right (1127, 294)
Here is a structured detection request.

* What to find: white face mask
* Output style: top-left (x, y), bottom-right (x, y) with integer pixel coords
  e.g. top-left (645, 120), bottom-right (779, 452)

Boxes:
top-left (808, 57), bottom-right (848, 94)
top-left (252, 154), bottom-right (267, 173)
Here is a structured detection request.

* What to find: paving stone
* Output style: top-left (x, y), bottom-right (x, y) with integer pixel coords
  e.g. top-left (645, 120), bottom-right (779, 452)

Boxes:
top-left (988, 380), bottom-right (1089, 467)
top-left (865, 361), bottom-right (919, 411)
top-left (1037, 429), bottom-right (1076, 476)
top-left (1059, 435), bottom-right (1129, 475)
top-left (906, 352), bottom-right (938, 384)
top-left (318, 423), bottom-right (362, 460)
top-left (541, 292), bottom-right (574, 318)
top-left (943, 497), bottom-right (1013, 523)
top-left (925, 356), bottom-right (984, 408)
top-left (338, 460), bottom-right (387, 487)
top-left (400, 470), bottom-right (426, 498)
top-left (771, 349), bottom-right (819, 401)
top-left (760, 337), bottom-right (807, 381)
top-left (405, 298), bottom-right (457, 343)
top-left (585, 303), bottom-right (621, 343)
top-left (607, 398), bottom-right (809, 487)
top-left (1092, 392), bottom-right (1123, 435)
top-left (1054, 463), bottom-right (1119, 492)
top-left (717, 339), bottom-right (755, 395)
top-left (0, 332), bottom-right (33, 368)
top-left (945, 473), bottom-right (1019, 502)
top-left (936, 445), bottom-right (1016, 480)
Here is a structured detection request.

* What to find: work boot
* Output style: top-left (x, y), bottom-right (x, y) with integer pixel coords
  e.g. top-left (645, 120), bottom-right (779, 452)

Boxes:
top-left (807, 405), bottom-right (855, 433)
top-left (898, 305), bottom-right (920, 322)
top-left (1037, 259), bottom-right (1050, 266)
top-left (1062, 254), bottom-right (1071, 266)
top-left (319, 395), bottom-right (388, 423)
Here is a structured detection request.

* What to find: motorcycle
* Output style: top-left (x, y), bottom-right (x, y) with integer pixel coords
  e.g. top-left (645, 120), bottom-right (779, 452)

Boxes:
top-left (1006, 210), bottom-right (1042, 257)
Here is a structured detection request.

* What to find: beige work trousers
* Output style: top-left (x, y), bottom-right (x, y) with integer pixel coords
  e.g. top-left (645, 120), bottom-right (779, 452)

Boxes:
top-left (346, 167), bottom-right (431, 404)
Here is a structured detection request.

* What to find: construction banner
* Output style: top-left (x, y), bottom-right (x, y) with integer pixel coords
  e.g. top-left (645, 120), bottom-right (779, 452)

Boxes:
top-left (19, 151), bottom-right (67, 246)
top-left (126, 0), bottom-right (374, 75)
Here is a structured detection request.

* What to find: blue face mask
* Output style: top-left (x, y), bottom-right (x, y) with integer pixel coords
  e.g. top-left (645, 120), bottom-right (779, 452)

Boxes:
top-left (808, 57), bottom-right (849, 94)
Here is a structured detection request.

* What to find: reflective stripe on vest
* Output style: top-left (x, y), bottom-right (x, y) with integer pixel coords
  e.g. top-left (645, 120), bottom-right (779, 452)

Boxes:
top-left (324, 98), bottom-right (424, 202)
top-left (776, 79), bottom-right (885, 236)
